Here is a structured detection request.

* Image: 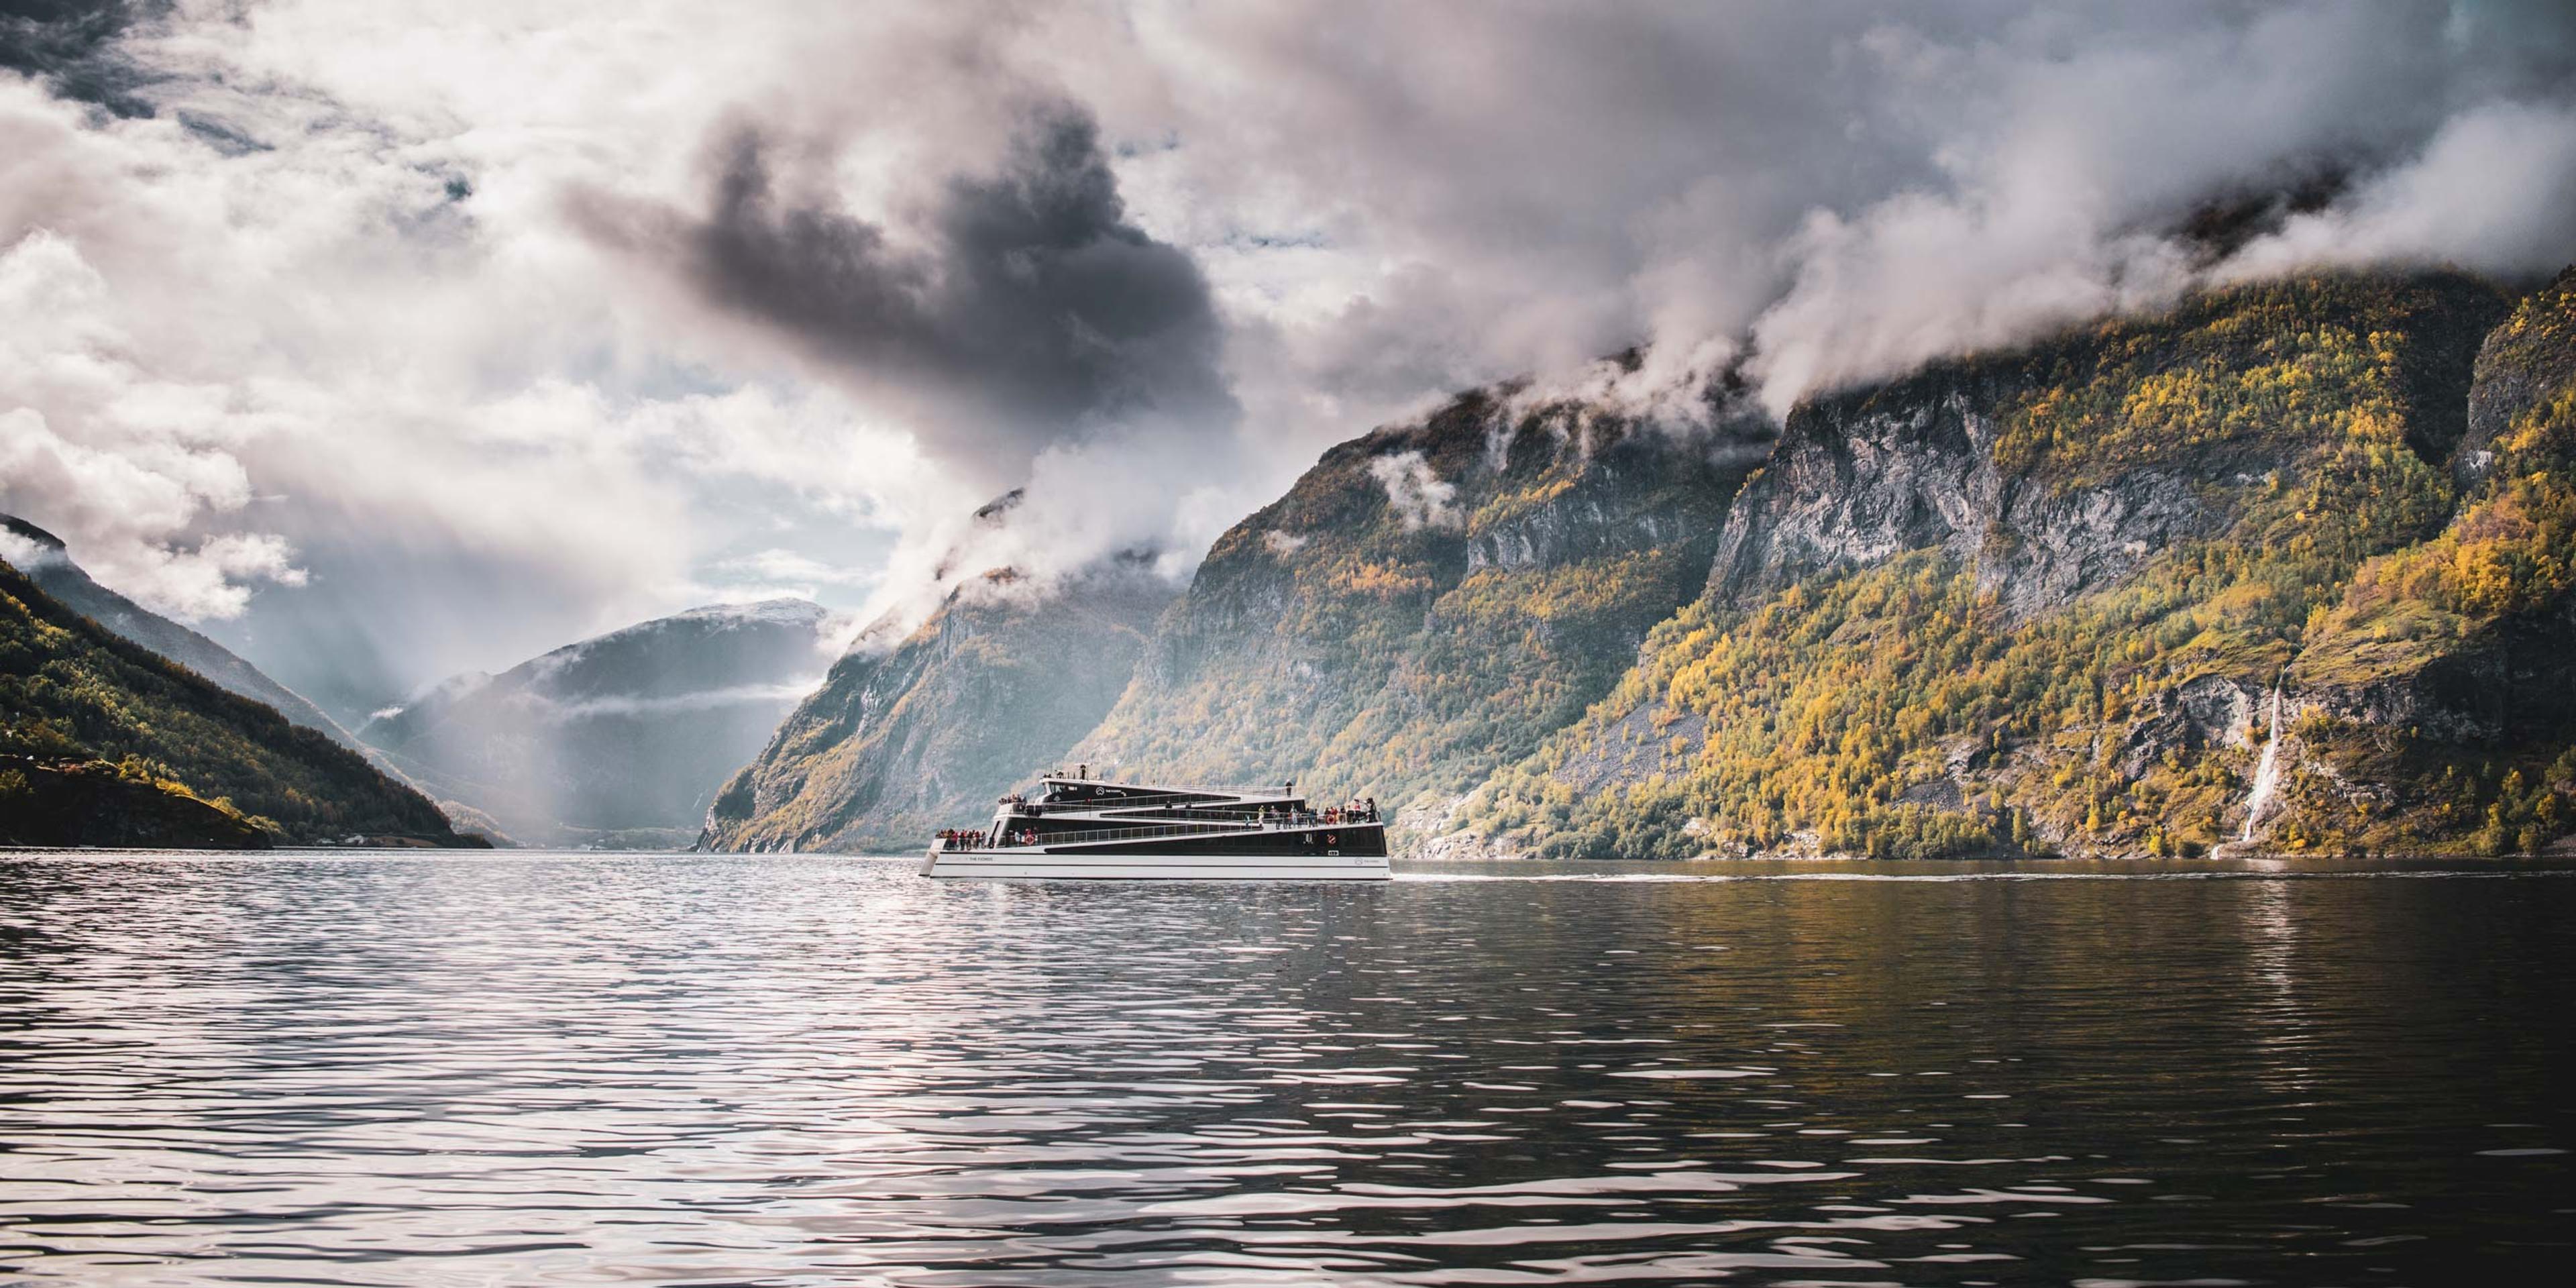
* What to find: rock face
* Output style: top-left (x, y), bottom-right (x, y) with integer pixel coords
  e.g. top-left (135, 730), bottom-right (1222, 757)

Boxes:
top-left (1460, 268), bottom-right (2576, 859)
top-left (360, 600), bottom-right (837, 847)
top-left (700, 564), bottom-right (1175, 853)
top-left (1705, 371), bottom-right (2221, 623)
top-left (2456, 266), bottom-right (2576, 484)
top-left (2277, 267), bottom-right (2576, 855)
top-left (1076, 384), bottom-right (1764, 826)
top-left (1, 515), bottom-right (357, 747)
top-left (2, 556), bottom-right (470, 847)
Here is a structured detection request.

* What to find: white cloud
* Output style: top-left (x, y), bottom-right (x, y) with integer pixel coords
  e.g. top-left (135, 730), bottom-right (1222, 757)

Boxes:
top-left (1368, 450), bottom-right (1461, 532)
top-left (2222, 99), bottom-right (2576, 281)
top-left (0, 229), bottom-right (301, 620)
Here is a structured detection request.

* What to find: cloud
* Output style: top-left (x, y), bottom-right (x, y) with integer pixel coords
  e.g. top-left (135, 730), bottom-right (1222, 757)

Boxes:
top-left (2221, 98), bottom-right (2576, 281)
top-left (716, 547), bottom-right (877, 587)
top-left (0, 49), bottom-right (947, 710)
top-left (0, 0), bottom-right (159, 113)
top-left (5, 0), bottom-right (2574, 708)
top-left (0, 229), bottom-right (303, 620)
top-left (1368, 449), bottom-right (1461, 532)
top-left (575, 101), bottom-right (1237, 488)
top-left (1078, 0), bottom-right (2576, 415)
top-left (537, 680), bottom-right (827, 720)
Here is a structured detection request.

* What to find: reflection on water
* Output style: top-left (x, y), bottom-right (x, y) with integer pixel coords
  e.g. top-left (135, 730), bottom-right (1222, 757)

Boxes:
top-left (1, 852), bottom-right (2570, 1285)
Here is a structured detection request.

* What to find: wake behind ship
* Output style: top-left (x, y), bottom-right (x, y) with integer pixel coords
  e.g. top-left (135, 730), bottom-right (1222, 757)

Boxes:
top-left (923, 770), bottom-right (1391, 879)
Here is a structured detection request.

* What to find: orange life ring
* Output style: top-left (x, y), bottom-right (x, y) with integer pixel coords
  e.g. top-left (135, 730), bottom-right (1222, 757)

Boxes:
top-left (1325, 833), bottom-right (1338, 845)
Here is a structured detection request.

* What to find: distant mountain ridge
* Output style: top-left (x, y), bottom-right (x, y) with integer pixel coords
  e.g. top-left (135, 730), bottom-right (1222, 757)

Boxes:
top-left (362, 598), bottom-right (839, 847)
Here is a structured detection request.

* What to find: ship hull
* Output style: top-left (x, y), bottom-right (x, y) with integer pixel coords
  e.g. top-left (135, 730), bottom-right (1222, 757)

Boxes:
top-left (920, 850), bottom-right (1390, 880)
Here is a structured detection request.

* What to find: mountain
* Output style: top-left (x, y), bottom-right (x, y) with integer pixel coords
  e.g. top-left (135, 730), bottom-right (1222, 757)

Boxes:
top-left (358, 599), bottom-right (837, 847)
top-left (1454, 268), bottom-right (2573, 859)
top-left (697, 265), bottom-right (2575, 861)
top-left (700, 557), bottom-right (1177, 853)
top-left (1073, 380), bottom-right (1767, 830)
top-left (1, 515), bottom-right (357, 747)
top-left (2, 555), bottom-right (472, 847)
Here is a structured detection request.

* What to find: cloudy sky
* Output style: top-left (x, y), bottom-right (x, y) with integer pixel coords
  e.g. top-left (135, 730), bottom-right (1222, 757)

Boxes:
top-left (3, 0), bottom-right (2573, 718)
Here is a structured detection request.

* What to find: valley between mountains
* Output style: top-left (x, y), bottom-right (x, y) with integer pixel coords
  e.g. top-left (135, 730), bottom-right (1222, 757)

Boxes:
top-left (10, 266), bottom-right (2575, 858)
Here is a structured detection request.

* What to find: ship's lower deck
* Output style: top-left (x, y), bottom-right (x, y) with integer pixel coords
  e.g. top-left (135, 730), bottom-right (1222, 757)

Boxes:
top-left (919, 850), bottom-right (1390, 880)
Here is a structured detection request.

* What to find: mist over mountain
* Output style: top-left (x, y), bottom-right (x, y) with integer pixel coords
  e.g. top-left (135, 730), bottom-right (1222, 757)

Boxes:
top-left (700, 494), bottom-right (1177, 854)
top-left (360, 599), bottom-right (837, 848)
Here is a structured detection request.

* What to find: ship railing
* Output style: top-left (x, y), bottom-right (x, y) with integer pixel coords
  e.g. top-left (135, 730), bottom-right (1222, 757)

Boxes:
top-left (1037, 779), bottom-right (1305, 798)
top-left (995, 821), bottom-right (1248, 849)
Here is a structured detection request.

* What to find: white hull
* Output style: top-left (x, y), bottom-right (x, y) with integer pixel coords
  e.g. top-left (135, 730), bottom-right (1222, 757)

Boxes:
top-left (921, 850), bottom-right (1391, 880)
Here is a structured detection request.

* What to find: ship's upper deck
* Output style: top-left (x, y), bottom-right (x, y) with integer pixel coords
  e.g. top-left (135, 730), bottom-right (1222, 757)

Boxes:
top-left (1028, 775), bottom-right (1303, 810)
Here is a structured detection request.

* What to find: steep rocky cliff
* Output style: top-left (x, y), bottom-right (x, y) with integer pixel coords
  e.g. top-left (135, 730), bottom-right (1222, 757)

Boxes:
top-left (1456, 269), bottom-right (2571, 859)
top-left (699, 562), bottom-right (1174, 853)
top-left (2281, 267), bottom-right (2576, 854)
top-left (1076, 382), bottom-right (1766, 831)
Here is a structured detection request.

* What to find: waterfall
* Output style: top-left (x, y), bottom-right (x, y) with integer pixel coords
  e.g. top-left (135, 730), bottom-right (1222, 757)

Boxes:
top-left (2241, 680), bottom-right (2286, 845)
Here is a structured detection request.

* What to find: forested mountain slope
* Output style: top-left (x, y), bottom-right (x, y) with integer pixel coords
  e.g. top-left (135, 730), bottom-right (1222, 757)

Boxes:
top-left (2, 557), bottom-right (470, 847)
top-left (1454, 269), bottom-right (2576, 858)
top-left (1075, 383), bottom-right (1767, 830)
top-left (700, 561), bottom-right (1175, 853)
top-left (3, 515), bottom-right (356, 747)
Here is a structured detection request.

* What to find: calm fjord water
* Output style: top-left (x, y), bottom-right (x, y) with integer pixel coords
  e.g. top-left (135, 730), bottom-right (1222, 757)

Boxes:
top-left (0, 853), bottom-right (2569, 1286)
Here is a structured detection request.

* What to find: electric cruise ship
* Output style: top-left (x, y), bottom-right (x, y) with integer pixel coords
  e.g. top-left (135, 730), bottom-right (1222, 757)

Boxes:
top-left (923, 769), bottom-right (1391, 879)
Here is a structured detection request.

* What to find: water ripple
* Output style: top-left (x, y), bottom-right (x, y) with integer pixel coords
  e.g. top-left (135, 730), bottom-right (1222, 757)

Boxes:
top-left (0, 851), bottom-right (2569, 1285)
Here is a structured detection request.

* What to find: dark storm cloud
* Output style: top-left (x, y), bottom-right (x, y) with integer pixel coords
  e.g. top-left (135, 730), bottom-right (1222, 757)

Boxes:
top-left (0, 0), bottom-right (164, 115)
top-left (582, 103), bottom-right (1235, 482)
